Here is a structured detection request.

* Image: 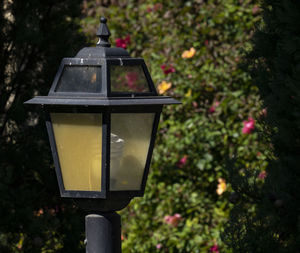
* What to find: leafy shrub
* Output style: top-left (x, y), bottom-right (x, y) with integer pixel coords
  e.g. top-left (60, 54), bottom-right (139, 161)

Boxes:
top-left (81, 0), bottom-right (271, 252)
top-left (82, 0), bottom-right (270, 252)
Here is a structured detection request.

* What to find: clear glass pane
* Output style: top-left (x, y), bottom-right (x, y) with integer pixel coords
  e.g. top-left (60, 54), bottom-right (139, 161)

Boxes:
top-left (110, 113), bottom-right (155, 191)
top-left (56, 66), bottom-right (102, 93)
top-left (110, 65), bottom-right (149, 92)
top-left (51, 113), bottom-right (102, 191)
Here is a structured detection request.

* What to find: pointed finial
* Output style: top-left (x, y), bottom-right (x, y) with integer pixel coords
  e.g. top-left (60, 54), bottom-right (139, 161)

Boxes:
top-left (96, 17), bottom-right (111, 47)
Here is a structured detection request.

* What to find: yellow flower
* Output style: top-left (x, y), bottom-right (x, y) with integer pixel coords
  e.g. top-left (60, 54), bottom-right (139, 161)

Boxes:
top-left (182, 47), bottom-right (196, 59)
top-left (185, 88), bottom-right (192, 98)
top-left (157, 81), bottom-right (172, 94)
top-left (216, 178), bottom-right (227, 195)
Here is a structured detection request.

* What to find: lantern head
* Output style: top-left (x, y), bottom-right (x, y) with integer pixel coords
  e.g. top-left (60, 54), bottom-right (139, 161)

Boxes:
top-left (25, 17), bottom-right (180, 211)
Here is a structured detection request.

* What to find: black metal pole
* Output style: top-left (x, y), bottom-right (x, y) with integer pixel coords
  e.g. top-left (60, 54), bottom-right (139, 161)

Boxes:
top-left (85, 212), bottom-right (121, 253)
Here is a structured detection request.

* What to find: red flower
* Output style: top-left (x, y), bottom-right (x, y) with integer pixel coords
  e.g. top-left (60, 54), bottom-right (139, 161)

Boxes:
top-left (177, 155), bottom-right (187, 168)
top-left (146, 3), bottom-right (162, 13)
top-left (115, 35), bottom-right (130, 49)
top-left (115, 38), bottom-right (126, 49)
top-left (209, 101), bottom-right (220, 113)
top-left (205, 40), bottom-right (209, 46)
top-left (242, 117), bottom-right (255, 134)
top-left (124, 35), bottom-right (130, 44)
top-left (153, 3), bottom-right (163, 11)
top-left (209, 106), bottom-right (216, 113)
top-left (210, 244), bottom-right (219, 253)
top-left (146, 6), bottom-right (152, 13)
top-left (160, 64), bottom-right (175, 75)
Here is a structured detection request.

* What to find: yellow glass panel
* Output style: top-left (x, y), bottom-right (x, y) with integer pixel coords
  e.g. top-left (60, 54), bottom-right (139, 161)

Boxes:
top-left (110, 113), bottom-right (155, 191)
top-left (51, 113), bottom-right (102, 191)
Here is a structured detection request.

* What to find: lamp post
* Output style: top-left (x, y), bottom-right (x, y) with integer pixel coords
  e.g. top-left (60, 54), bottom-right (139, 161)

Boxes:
top-left (25, 17), bottom-right (179, 253)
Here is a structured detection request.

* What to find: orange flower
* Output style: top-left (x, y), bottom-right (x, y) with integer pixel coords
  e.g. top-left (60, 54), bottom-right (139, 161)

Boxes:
top-left (182, 47), bottom-right (196, 59)
top-left (157, 81), bottom-right (172, 94)
top-left (34, 208), bottom-right (44, 217)
top-left (216, 178), bottom-right (227, 195)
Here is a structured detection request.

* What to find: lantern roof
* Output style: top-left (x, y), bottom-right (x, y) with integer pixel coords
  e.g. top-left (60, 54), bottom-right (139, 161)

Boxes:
top-left (25, 17), bottom-right (180, 107)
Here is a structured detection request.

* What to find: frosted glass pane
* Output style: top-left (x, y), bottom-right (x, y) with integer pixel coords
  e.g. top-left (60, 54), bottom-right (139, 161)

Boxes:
top-left (51, 113), bottom-right (102, 191)
top-left (110, 65), bottom-right (149, 92)
top-left (56, 66), bottom-right (102, 93)
top-left (110, 113), bottom-right (155, 191)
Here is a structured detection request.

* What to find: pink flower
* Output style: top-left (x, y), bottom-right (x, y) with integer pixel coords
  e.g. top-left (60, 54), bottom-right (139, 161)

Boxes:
top-left (160, 64), bottom-right (175, 75)
top-left (252, 5), bottom-right (260, 15)
top-left (164, 213), bottom-right (182, 227)
top-left (156, 243), bottom-right (162, 249)
top-left (210, 244), bottom-right (219, 253)
top-left (258, 171), bottom-right (267, 179)
top-left (164, 215), bottom-right (171, 223)
top-left (242, 117), bottom-right (255, 134)
top-left (177, 155), bottom-right (187, 168)
top-left (115, 35), bottom-right (130, 49)
top-left (174, 213), bottom-right (181, 219)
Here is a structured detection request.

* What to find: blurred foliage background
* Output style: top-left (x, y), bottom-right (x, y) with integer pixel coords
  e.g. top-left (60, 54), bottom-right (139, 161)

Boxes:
top-left (2, 0), bottom-right (290, 252)
top-left (80, 0), bottom-right (270, 252)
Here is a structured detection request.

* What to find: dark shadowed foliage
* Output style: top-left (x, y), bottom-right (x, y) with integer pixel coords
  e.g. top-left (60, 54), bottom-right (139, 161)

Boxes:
top-left (224, 1), bottom-right (300, 252)
top-left (0, 0), bottom-right (86, 252)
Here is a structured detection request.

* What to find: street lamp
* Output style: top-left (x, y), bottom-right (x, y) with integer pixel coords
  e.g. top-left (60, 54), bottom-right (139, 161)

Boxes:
top-left (25, 17), bottom-right (179, 253)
